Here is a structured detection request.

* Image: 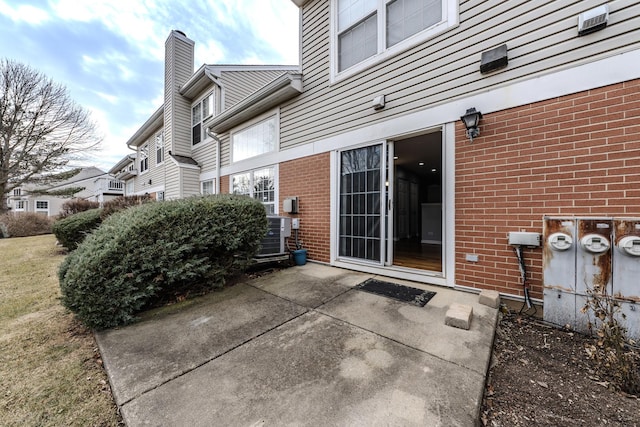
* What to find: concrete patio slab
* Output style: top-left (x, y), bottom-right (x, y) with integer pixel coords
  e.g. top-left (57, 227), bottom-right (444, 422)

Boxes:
top-left (95, 263), bottom-right (498, 426)
top-left (250, 262), bottom-right (370, 307)
top-left (120, 311), bottom-right (484, 427)
top-left (318, 278), bottom-right (497, 376)
top-left (95, 283), bottom-right (308, 405)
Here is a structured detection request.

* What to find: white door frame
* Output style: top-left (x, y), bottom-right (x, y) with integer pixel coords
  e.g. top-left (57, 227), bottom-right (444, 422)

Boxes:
top-left (330, 123), bottom-right (455, 288)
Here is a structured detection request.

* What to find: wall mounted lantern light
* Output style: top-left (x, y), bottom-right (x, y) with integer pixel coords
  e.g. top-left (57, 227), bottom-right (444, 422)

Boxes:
top-left (460, 108), bottom-right (482, 142)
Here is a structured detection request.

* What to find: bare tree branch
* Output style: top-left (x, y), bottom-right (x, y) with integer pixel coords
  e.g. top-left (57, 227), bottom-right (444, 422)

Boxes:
top-left (0, 59), bottom-right (102, 213)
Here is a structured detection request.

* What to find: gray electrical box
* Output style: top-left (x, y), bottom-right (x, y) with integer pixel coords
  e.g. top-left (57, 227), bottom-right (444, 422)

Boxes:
top-left (508, 231), bottom-right (541, 247)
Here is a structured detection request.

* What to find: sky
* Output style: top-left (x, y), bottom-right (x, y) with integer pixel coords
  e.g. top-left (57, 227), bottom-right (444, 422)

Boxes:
top-left (0, 0), bottom-right (300, 172)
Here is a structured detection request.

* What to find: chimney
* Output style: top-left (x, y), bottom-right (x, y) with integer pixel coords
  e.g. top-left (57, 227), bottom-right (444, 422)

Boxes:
top-left (164, 30), bottom-right (194, 157)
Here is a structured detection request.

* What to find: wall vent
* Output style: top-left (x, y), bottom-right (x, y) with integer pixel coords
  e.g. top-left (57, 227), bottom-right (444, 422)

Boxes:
top-left (578, 5), bottom-right (609, 36)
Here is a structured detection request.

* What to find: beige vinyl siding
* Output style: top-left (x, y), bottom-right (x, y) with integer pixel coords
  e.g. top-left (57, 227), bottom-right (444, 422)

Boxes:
top-left (180, 168), bottom-right (201, 197)
top-left (280, 0), bottom-right (640, 149)
top-left (192, 141), bottom-right (217, 172)
top-left (134, 130), bottom-right (165, 193)
top-left (218, 134), bottom-right (232, 168)
top-left (165, 34), bottom-right (194, 157)
top-left (221, 70), bottom-right (290, 109)
top-left (164, 162), bottom-right (181, 199)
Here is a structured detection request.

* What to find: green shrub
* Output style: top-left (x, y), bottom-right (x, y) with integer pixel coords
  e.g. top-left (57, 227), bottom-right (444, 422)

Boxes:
top-left (58, 199), bottom-right (100, 219)
top-left (52, 208), bottom-right (103, 250)
top-left (101, 194), bottom-right (152, 219)
top-left (58, 194), bottom-right (267, 330)
top-left (0, 212), bottom-right (54, 238)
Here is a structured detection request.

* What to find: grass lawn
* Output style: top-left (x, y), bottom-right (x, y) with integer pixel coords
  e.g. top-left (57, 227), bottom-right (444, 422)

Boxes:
top-left (0, 235), bottom-right (121, 426)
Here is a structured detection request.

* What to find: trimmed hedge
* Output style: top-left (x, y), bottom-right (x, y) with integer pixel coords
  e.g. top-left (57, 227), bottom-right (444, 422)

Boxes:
top-left (101, 194), bottom-right (152, 219)
top-left (52, 208), bottom-right (103, 250)
top-left (58, 194), bottom-right (268, 330)
top-left (0, 212), bottom-right (53, 238)
top-left (58, 199), bottom-right (100, 220)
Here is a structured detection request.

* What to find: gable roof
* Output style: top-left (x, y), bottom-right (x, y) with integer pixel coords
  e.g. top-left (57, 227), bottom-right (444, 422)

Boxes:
top-left (207, 72), bottom-right (303, 133)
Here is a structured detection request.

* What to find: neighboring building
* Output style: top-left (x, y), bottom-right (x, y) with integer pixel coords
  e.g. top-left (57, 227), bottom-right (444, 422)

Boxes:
top-left (116, 2), bottom-right (640, 312)
top-left (6, 167), bottom-right (124, 216)
top-left (116, 30), bottom-right (299, 202)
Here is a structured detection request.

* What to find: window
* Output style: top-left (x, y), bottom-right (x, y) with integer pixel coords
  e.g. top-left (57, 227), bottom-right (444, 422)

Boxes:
top-left (231, 166), bottom-right (276, 214)
top-left (155, 132), bottom-right (164, 165)
top-left (156, 191), bottom-right (165, 201)
top-left (333, 0), bottom-right (453, 76)
top-left (35, 200), bottom-right (49, 215)
top-left (201, 180), bottom-right (215, 195)
top-left (13, 188), bottom-right (21, 196)
top-left (192, 92), bottom-right (214, 145)
top-left (139, 144), bottom-right (148, 173)
top-left (126, 180), bottom-right (134, 195)
top-left (232, 115), bottom-right (277, 163)
top-left (15, 200), bottom-right (26, 211)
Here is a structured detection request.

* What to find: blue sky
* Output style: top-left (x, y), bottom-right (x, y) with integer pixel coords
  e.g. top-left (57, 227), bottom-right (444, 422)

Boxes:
top-left (0, 0), bottom-right (300, 171)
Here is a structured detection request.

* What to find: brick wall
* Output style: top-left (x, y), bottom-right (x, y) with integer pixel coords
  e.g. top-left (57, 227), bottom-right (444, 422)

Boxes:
top-left (455, 79), bottom-right (640, 299)
top-left (279, 152), bottom-right (331, 262)
top-left (219, 175), bottom-right (229, 194)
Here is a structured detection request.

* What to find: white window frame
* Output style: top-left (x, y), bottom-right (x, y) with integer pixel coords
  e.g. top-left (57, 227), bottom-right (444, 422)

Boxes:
top-left (230, 165), bottom-right (278, 215)
top-left (139, 143), bottom-right (149, 174)
top-left (155, 131), bottom-right (164, 165)
top-left (201, 179), bottom-right (216, 195)
top-left (35, 200), bottom-right (49, 216)
top-left (14, 200), bottom-right (26, 211)
top-left (230, 110), bottom-right (279, 164)
top-left (330, 0), bottom-right (458, 82)
top-left (192, 91), bottom-right (215, 146)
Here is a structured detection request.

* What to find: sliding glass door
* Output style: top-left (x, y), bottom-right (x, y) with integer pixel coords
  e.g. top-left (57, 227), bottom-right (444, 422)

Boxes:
top-left (338, 143), bottom-right (388, 265)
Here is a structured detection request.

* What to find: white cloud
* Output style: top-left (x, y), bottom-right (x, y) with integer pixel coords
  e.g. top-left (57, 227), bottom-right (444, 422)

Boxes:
top-left (195, 39), bottom-right (226, 66)
top-left (239, 0), bottom-right (299, 64)
top-left (0, 1), bottom-right (50, 24)
top-left (95, 91), bottom-right (119, 104)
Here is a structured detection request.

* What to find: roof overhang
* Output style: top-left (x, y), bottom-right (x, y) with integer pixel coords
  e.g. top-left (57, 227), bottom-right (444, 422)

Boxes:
top-left (290, 0), bottom-right (310, 6)
top-left (126, 106), bottom-right (164, 148)
top-left (206, 73), bottom-right (303, 133)
top-left (108, 154), bottom-right (137, 175)
top-left (180, 65), bottom-right (220, 99)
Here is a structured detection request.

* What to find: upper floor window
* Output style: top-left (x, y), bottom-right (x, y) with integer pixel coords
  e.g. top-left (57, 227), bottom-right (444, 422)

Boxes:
top-left (192, 92), bottom-right (214, 145)
top-left (333, 0), bottom-right (455, 79)
top-left (155, 132), bottom-right (164, 165)
top-left (140, 144), bottom-right (149, 173)
top-left (13, 188), bottom-right (21, 196)
top-left (231, 115), bottom-right (278, 163)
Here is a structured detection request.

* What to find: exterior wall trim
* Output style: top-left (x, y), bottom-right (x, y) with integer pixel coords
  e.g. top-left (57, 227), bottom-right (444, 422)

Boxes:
top-left (222, 48), bottom-right (640, 180)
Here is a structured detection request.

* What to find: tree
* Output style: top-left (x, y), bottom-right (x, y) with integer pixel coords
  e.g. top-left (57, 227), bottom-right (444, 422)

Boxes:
top-left (0, 59), bottom-right (101, 213)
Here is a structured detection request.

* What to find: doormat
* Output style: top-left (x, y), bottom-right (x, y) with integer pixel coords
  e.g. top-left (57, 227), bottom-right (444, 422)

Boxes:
top-left (355, 279), bottom-right (436, 307)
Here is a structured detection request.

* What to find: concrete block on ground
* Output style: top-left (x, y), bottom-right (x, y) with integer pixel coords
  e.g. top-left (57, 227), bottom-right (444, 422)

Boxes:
top-left (445, 303), bottom-right (473, 330)
top-left (479, 290), bottom-right (500, 309)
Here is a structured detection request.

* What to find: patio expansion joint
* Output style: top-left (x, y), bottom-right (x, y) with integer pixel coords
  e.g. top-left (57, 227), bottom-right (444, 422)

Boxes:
top-left (118, 307), bottom-right (310, 408)
top-left (244, 278), bottom-right (355, 310)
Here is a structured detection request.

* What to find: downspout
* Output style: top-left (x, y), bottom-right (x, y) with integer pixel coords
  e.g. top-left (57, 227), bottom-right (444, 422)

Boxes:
top-left (206, 127), bottom-right (221, 194)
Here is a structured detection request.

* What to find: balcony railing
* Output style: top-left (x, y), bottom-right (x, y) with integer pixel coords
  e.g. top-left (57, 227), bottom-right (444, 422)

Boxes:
top-left (115, 168), bottom-right (138, 181)
top-left (95, 178), bottom-right (125, 195)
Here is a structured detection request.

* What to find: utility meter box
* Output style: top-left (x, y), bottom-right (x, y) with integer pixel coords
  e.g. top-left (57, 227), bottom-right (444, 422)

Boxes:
top-left (508, 231), bottom-right (541, 247)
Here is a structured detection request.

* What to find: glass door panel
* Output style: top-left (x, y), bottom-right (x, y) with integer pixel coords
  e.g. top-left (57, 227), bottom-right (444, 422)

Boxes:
top-left (338, 144), bottom-right (384, 263)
